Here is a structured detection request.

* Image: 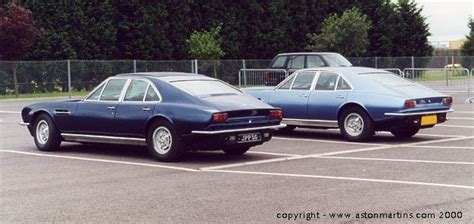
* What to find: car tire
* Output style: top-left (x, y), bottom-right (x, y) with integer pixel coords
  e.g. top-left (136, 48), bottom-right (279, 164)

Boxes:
top-left (147, 120), bottom-right (185, 162)
top-left (223, 147), bottom-right (250, 155)
top-left (390, 126), bottom-right (420, 139)
top-left (33, 114), bottom-right (61, 151)
top-left (338, 107), bottom-right (375, 141)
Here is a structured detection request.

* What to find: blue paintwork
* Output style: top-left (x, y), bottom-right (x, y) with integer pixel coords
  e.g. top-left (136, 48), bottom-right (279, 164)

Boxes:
top-left (243, 67), bottom-right (452, 126)
top-left (21, 73), bottom-right (281, 139)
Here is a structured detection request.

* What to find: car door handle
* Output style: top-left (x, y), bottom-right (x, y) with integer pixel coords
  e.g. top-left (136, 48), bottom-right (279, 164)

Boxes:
top-left (142, 107), bottom-right (151, 111)
top-left (299, 93), bottom-right (309, 97)
top-left (336, 95), bottom-right (345, 99)
top-left (107, 106), bottom-right (115, 110)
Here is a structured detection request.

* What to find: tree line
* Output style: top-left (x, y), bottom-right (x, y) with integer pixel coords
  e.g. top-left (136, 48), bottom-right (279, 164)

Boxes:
top-left (0, 0), bottom-right (435, 61)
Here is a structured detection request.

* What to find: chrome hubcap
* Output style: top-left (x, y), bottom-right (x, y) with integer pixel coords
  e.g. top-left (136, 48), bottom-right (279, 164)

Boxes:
top-left (152, 127), bottom-right (172, 154)
top-left (36, 120), bottom-right (49, 145)
top-left (344, 113), bottom-right (364, 136)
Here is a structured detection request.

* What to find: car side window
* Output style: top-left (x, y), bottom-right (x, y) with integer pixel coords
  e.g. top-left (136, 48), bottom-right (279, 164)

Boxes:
top-left (100, 79), bottom-right (127, 101)
top-left (124, 80), bottom-right (148, 101)
top-left (86, 83), bottom-right (105, 101)
top-left (291, 72), bottom-right (315, 90)
top-left (145, 86), bottom-right (160, 101)
top-left (288, 55), bottom-right (305, 69)
top-left (278, 76), bottom-right (295, 90)
top-left (315, 72), bottom-right (339, 90)
top-left (271, 56), bottom-right (287, 68)
top-left (337, 77), bottom-right (352, 90)
top-left (307, 55), bottom-right (325, 68)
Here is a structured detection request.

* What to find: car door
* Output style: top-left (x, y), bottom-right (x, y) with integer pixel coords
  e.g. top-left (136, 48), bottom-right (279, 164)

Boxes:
top-left (74, 78), bottom-right (128, 135)
top-left (114, 79), bottom-right (161, 137)
top-left (308, 71), bottom-right (351, 121)
top-left (268, 71), bottom-right (316, 119)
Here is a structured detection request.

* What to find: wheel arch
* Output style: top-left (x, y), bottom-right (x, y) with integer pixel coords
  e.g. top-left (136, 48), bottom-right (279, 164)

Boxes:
top-left (337, 102), bottom-right (373, 121)
top-left (144, 114), bottom-right (174, 136)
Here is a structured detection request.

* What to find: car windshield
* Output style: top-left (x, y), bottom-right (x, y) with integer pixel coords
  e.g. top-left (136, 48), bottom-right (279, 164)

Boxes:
top-left (361, 73), bottom-right (414, 86)
top-left (171, 80), bottom-right (241, 97)
top-left (322, 54), bottom-right (352, 67)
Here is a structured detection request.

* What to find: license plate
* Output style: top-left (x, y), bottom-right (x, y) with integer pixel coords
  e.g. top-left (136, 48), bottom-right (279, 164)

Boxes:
top-left (421, 115), bottom-right (437, 126)
top-left (237, 132), bottom-right (262, 143)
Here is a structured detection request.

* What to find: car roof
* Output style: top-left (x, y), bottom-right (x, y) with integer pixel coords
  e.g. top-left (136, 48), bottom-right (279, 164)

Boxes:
top-left (115, 72), bottom-right (215, 82)
top-left (276, 52), bottom-right (341, 56)
top-left (296, 66), bottom-right (392, 75)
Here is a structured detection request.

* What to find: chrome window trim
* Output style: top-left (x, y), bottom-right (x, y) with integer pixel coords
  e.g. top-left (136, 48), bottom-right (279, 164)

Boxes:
top-left (84, 79), bottom-right (108, 101)
top-left (313, 71), bottom-right (353, 92)
top-left (97, 77), bottom-right (130, 102)
top-left (289, 71), bottom-right (317, 91)
top-left (274, 72), bottom-right (297, 90)
top-left (120, 77), bottom-right (162, 103)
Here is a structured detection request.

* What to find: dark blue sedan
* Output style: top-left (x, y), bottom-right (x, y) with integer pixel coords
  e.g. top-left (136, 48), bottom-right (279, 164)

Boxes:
top-left (20, 72), bottom-right (285, 161)
top-left (243, 67), bottom-right (453, 141)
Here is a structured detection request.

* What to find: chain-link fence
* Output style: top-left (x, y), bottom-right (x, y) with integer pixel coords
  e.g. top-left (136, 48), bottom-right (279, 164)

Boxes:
top-left (1, 57), bottom-right (473, 102)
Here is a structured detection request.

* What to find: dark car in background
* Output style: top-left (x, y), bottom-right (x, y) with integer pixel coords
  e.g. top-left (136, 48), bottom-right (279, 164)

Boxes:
top-left (264, 52), bottom-right (352, 85)
top-left (20, 72), bottom-right (285, 162)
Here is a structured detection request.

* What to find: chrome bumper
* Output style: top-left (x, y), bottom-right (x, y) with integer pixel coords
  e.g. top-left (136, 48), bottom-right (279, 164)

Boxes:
top-left (19, 122), bottom-right (30, 126)
top-left (384, 109), bottom-right (454, 116)
top-left (191, 124), bottom-right (287, 135)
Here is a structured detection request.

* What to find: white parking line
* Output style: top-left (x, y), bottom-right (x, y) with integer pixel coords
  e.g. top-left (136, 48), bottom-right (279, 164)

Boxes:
top-left (248, 151), bottom-right (301, 157)
top-left (438, 124), bottom-right (474, 129)
top-left (454, 111), bottom-right (474, 114)
top-left (448, 117), bottom-right (474, 121)
top-left (273, 137), bottom-right (389, 146)
top-left (314, 156), bottom-right (474, 165)
top-left (199, 136), bottom-right (474, 170)
top-left (0, 149), bottom-right (198, 172)
top-left (408, 145), bottom-right (474, 150)
top-left (207, 169), bottom-right (474, 190)
top-left (415, 133), bottom-right (468, 138)
top-left (0, 110), bottom-right (20, 114)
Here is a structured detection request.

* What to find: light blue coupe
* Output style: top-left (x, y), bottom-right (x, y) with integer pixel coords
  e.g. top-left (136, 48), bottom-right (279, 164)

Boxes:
top-left (243, 67), bottom-right (453, 141)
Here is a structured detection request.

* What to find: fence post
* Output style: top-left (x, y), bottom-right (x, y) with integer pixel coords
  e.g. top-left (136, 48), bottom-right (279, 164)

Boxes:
top-left (67, 60), bottom-right (71, 99)
top-left (194, 59), bottom-right (198, 74)
top-left (242, 59), bottom-right (246, 86)
top-left (133, 59), bottom-right (137, 73)
top-left (191, 60), bottom-right (194, 73)
top-left (445, 56), bottom-right (449, 86)
top-left (12, 63), bottom-right (18, 97)
top-left (411, 56), bottom-right (414, 79)
top-left (375, 56), bottom-right (378, 68)
top-left (238, 70), bottom-right (241, 88)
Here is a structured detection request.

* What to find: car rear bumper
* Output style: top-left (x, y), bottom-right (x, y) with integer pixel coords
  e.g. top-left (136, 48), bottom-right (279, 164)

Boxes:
top-left (384, 109), bottom-right (453, 116)
top-left (191, 124), bottom-right (286, 135)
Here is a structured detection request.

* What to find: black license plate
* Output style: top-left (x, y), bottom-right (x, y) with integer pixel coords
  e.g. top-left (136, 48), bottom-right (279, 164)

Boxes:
top-left (237, 132), bottom-right (262, 143)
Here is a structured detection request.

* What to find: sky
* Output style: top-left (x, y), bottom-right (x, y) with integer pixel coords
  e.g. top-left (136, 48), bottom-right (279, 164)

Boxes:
top-left (414, 0), bottom-right (473, 41)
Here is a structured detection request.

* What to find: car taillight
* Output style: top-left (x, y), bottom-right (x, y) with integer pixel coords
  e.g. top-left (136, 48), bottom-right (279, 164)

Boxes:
top-left (442, 97), bottom-right (453, 105)
top-left (212, 113), bottom-right (228, 123)
top-left (404, 100), bottom-right (416, 108)
top-left (269, 110), bottom-right (283, 119)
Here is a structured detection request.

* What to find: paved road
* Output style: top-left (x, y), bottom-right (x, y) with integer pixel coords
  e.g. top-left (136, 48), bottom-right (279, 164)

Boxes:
top-left (0, 97), bottom-right (473, 223)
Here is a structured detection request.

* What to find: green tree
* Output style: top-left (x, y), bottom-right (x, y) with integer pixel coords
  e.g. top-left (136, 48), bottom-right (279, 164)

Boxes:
top-left (305, 7), bottom-right (371, 57)
top-left (392, 0), bottom-right (432, 56)
top-left (186, 25), bottom-right (224, 77)
top-left (461, 17), bottom-right (474, 56)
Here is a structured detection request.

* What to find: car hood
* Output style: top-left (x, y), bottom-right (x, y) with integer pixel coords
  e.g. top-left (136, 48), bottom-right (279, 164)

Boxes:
top-left (199, 94), bottom-right (274, 111)
top-left (383, 84), bottom-right (447, 99)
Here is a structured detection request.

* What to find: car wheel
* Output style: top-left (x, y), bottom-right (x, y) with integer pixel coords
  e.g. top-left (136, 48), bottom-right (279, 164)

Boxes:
top-left (33, 114), bottom-right (61, 151)
top-left (223, 146), bottom-right (250, 155)
top-left (147, 120), bottom-right (185, 162)
top-left (339, 107), bottom-right (374, 141)
top-left (390, 126), bottom-right (420, 139)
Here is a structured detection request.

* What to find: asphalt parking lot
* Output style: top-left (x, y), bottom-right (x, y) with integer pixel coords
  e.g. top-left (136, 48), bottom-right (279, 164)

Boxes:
top-left (1, 94), bottom-right (473, 223)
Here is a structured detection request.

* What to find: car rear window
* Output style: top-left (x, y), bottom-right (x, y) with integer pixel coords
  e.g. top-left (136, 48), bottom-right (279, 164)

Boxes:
top-left (171, 80), bottom-right (241, 97)
top-left (361, 73), bottom-right (413, 86)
